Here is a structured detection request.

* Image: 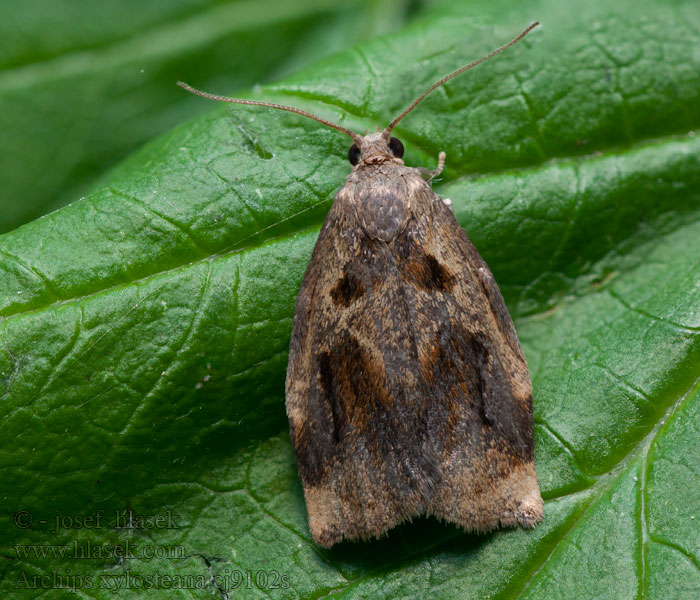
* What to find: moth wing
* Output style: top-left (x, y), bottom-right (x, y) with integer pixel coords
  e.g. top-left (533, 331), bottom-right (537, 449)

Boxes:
top-left (395, 176), bottom-right (543, 532)
top-left (286, 182), bottom-right (441, 548)
top-left (286, 171), bottom-right (543, 548)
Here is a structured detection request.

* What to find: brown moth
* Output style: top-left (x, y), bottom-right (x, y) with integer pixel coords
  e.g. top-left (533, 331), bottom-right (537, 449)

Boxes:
top-left (179, 21), bottom-right (542, 548)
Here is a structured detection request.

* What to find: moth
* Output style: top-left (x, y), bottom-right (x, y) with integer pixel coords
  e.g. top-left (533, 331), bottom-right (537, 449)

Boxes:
top-left (179, 22), bottom-right (542, 548)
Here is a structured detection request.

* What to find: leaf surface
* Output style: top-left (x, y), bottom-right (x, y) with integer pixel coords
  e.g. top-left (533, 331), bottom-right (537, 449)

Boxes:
top-left (1, 0), bottom-right (699, 597)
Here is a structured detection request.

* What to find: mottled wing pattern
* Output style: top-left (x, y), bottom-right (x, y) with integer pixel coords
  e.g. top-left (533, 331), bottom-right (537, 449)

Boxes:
top-left (286, 173), bottom-right (438, 547)
top-left (286, 165), bottom-right (542, 547)
top-left (394, 174), bottom-right (542, 533)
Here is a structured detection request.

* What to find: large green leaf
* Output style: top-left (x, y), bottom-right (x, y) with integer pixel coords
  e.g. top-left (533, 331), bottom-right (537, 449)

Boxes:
top-left (0, 0), bottom-right (424, 233)
top-left (2, 0), bottom-right (700, 598)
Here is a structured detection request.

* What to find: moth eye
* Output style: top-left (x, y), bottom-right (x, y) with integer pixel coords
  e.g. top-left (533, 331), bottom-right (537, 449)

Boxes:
top-left (348, 143), bottom-right (361, 166)
top-left (388, 137), bottom-right (404, 158)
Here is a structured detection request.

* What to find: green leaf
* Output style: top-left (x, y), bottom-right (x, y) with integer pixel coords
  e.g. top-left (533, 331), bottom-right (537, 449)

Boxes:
top-left (2, 0), bottom-right (700, 598)
top-left (0, 0), bottom-right (423, 233)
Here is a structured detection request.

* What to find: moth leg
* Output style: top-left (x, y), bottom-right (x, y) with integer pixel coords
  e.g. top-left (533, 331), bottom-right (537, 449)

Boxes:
top-left (417, 151), bottom-right (446, 182)
top-left (432, 151), bottom-right (446, 178)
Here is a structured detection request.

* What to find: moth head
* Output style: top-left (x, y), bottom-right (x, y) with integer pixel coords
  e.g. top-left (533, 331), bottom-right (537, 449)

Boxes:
top-left (177, 22), bottom-right (538, 166)
top-left (347, 131), bottom-right (404, 168)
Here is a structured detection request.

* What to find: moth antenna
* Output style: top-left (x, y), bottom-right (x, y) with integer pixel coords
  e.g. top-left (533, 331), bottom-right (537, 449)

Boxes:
top-left (177, 82), bottom-right (363, 144)
top-left (384, 21), bottom-right (540, 137)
